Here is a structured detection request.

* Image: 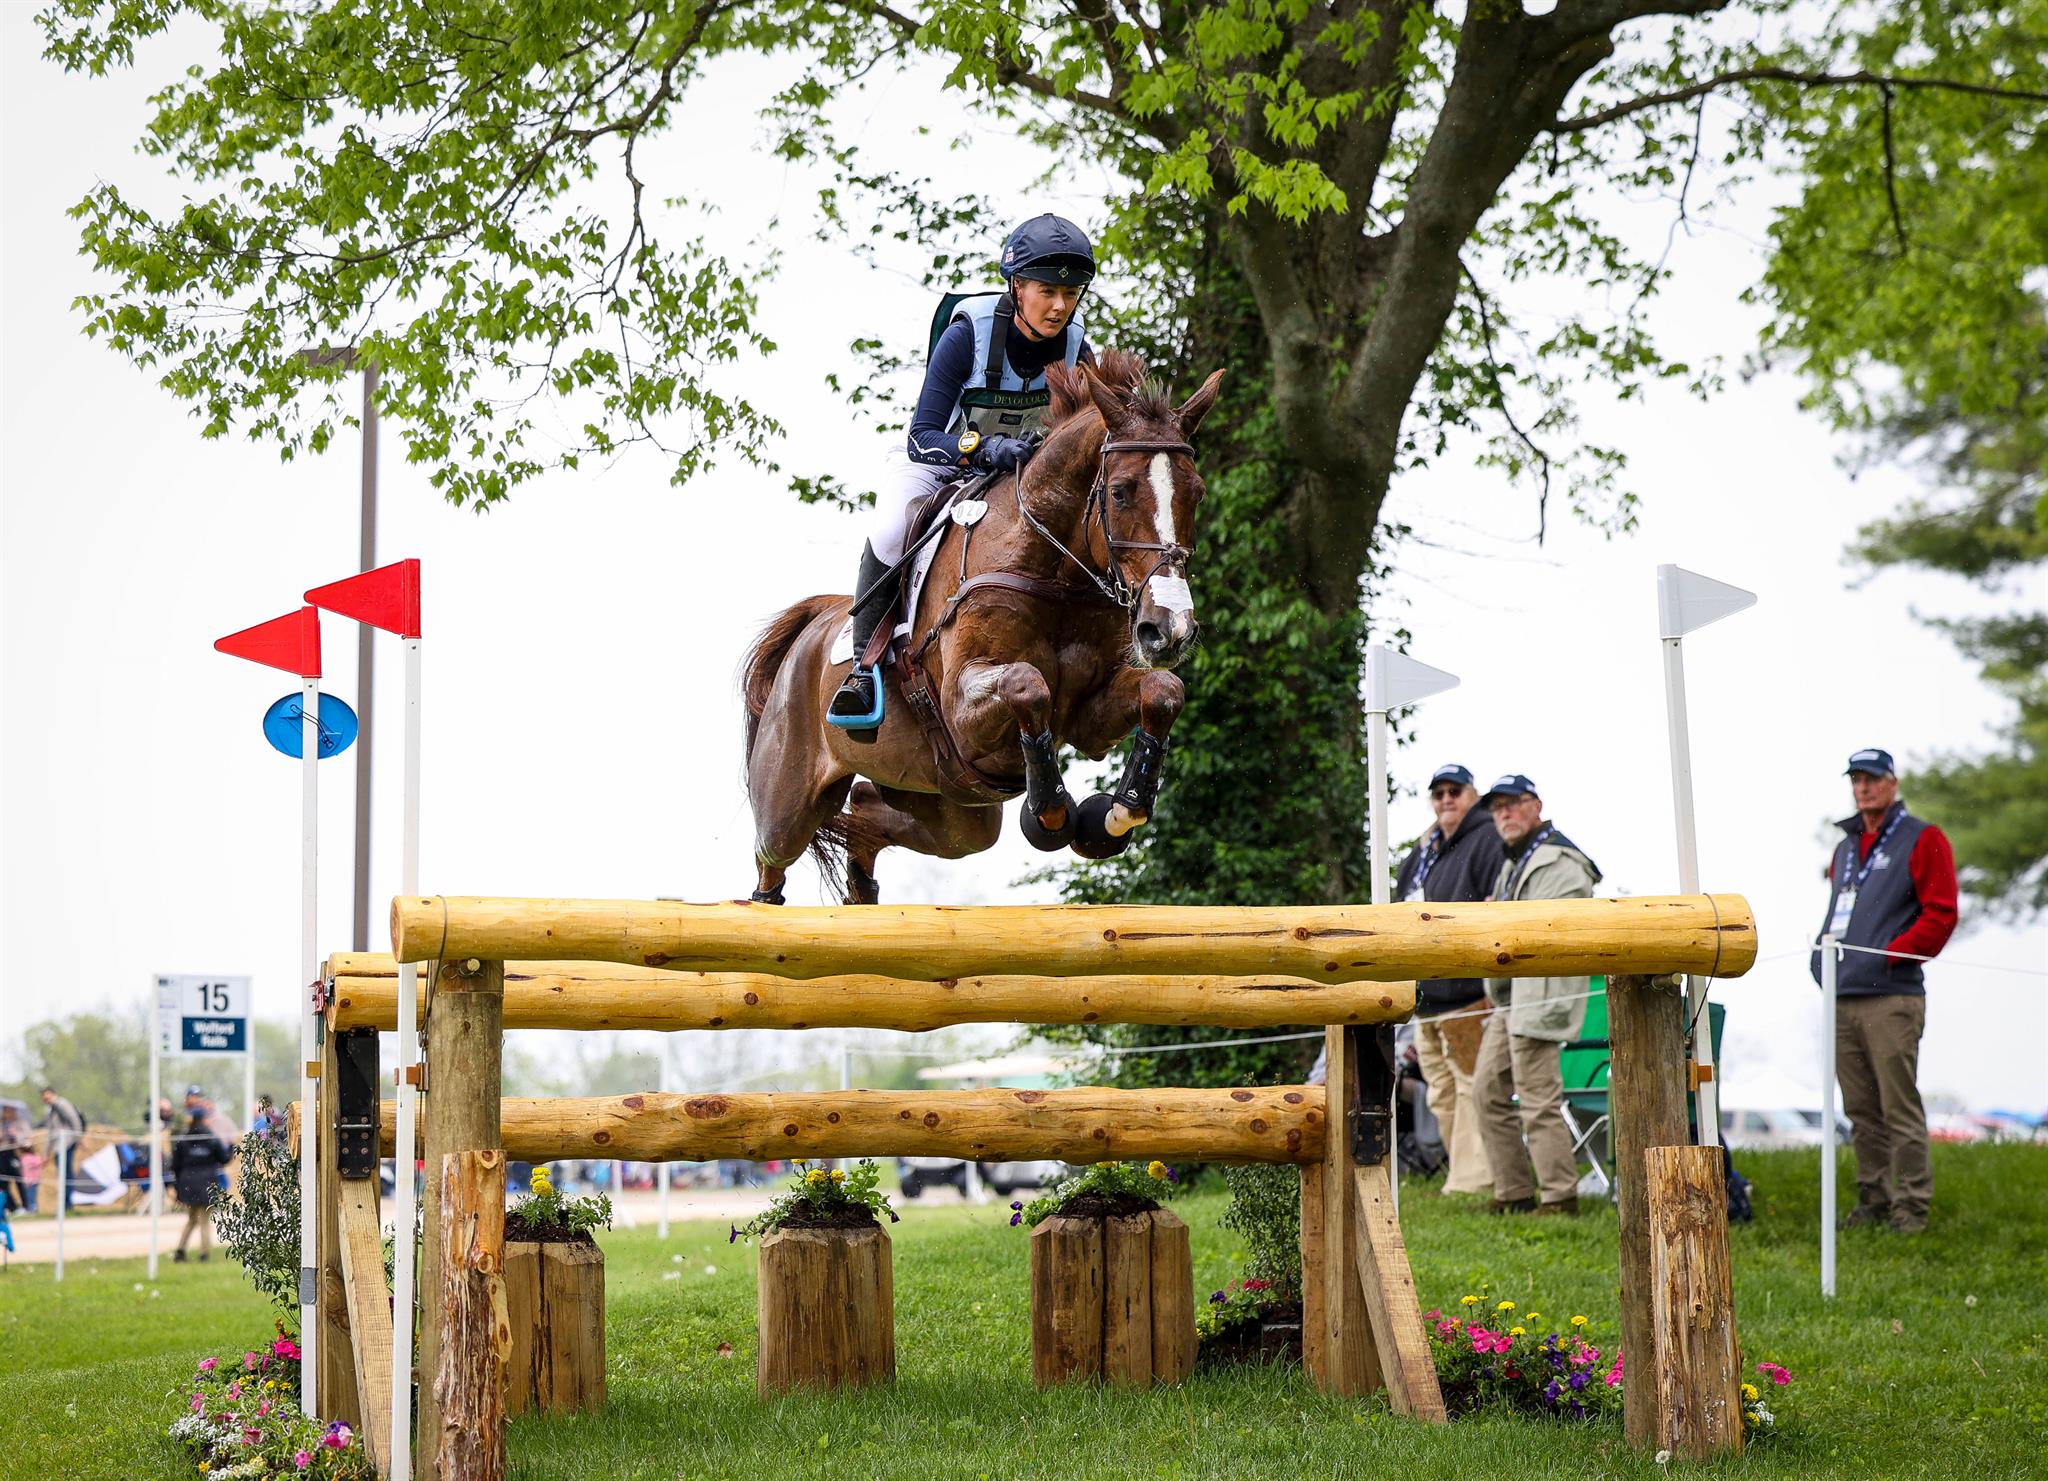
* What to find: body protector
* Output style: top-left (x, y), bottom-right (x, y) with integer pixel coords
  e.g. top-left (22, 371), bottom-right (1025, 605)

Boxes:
top-left (942, 291), bottom-right (1088, 442)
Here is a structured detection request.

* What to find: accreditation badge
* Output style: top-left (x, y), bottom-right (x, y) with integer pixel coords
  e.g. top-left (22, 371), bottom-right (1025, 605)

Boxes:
top-left (1828, 888), bottom-right (1856, 936)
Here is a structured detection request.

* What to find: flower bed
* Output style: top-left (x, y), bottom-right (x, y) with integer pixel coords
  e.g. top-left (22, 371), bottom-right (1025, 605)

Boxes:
top-left (168, 1331), bottom-right (372, 1479)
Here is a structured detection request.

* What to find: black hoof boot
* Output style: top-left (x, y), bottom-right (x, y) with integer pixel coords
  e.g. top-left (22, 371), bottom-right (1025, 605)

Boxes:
top-left (847, 859), bottom-right (880, 905)
top-left (750, 887), bottom-right (785, 905)
top-left (1070, 792), bottom-right (1134, 859)
top-left (1018, 729), bottom-right (1078, 851)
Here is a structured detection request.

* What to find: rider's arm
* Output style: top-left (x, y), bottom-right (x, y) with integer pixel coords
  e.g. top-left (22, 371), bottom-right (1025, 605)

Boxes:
top-left (905, 318), bottom-right (978, 466)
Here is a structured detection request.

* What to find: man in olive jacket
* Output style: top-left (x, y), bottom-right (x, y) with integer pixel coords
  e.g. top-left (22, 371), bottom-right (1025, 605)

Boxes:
top-left (1471, 775), bottom-right (1601, 1215)
top-left (1397, 763), bottom-right (1505, 1195)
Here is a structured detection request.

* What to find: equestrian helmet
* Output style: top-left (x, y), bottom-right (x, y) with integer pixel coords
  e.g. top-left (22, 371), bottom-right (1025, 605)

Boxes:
top-left (1000, 214), bottom-right (1096, 287)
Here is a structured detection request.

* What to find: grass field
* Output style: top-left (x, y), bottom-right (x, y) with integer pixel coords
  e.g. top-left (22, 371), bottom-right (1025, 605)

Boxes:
top-left (3, 1144), bottom-right (2045, 1479)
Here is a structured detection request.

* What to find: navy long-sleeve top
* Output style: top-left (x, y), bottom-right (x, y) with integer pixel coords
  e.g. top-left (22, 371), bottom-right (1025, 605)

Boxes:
top-left (905, 314), bottom-right (1094, 465)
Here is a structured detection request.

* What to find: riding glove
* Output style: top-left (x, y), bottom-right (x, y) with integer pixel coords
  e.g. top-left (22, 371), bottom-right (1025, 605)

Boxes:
top-left (971, 434), bottom-right (1033, 473)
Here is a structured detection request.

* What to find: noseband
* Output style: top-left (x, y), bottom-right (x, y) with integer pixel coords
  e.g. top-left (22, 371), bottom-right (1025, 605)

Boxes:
top-left (1013, 437), bottom-right (1195, 610)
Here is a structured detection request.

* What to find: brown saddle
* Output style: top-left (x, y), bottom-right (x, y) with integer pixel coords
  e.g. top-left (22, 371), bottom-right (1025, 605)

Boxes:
top-left (855, 469), bottom-right (1119, 805)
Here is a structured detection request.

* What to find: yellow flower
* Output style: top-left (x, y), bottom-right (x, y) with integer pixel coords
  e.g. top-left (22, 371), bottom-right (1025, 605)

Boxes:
top-left (806, 1167), bottom-right (829, 1185)
top-left (1746, 1412), bottom-right (1760, 1427)
top-left (1461, 1295), bottom-right (1479, 1307)
top-left (830, 1169), bottom-right (846, 1183)
top-left (1510, 1327), bottom-right (1526, 1338)
top-left (1525, 1313), bottom-right (1540, 1326)
top-left (1497, 1300), bottom-right (1515, 1312)
top-left (1147, 1160), bottom-right (1169, 1180)
top-left (1742, 1383), bottom-right (1759, 1402)
top-left (1570, 1315), bottom-right (1588, 1328)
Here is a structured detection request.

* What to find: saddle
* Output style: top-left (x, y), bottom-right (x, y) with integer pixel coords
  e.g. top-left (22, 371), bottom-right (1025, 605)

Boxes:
top-left (855, 469), bottom-right (1119, 806)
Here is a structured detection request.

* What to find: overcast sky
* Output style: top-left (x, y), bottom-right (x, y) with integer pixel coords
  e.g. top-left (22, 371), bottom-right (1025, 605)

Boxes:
top-left (3, 11), bottom-right (2042, 1113)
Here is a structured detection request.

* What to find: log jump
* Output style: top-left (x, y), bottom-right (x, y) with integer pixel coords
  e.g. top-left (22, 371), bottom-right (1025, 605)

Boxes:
top-left (389, 894), bottom-right (1756, 983)
top-left (306, 892), bottom-right (1758, 1480)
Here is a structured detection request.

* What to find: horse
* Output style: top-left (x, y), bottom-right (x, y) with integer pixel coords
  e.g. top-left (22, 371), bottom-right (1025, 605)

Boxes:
top-left (741, 349), bottom-right (1223, 904)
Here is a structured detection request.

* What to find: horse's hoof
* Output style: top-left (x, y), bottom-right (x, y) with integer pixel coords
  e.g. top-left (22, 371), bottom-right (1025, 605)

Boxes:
top-left (749, 888), bottom-right (785, 905)
top-left (847, 860), bottom-right (880, 905)
top-left (1020, 801), bottom-right (1078, 852)
top-left (1069, 792), bottom-right (1134, 859)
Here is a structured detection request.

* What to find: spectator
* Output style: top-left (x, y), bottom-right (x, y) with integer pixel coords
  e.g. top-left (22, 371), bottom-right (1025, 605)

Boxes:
top-left (1471, 775), bottom-right (1601, 1216)
top-left (1809, 747), bottom-right (1958, 1236)
top-left (171, 1107), bottom-right (234, 1262)
top-left (40, 1087), bottom-right (87, 1210)
top-left (0, 1104), bottom-right (29, 1213)
top-left (1396, 763), bottom-right (1505, 1197)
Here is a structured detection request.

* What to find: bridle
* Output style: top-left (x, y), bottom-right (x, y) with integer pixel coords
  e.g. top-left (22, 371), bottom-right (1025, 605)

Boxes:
top-left (1012, 436), bottom-right (1195, 610)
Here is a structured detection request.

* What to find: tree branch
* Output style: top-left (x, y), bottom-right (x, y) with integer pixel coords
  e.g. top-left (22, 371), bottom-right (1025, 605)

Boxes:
top-left (1551, 66), bottom-right (2048, 133)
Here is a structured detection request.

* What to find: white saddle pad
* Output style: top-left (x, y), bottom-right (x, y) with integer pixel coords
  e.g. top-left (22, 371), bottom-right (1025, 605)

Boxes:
top-left (828, 499), bottom-right (984, 665)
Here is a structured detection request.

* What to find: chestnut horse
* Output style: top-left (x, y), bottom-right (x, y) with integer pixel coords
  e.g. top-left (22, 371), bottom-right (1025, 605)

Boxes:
top-left (742, 350), bottom-right (1223, 903)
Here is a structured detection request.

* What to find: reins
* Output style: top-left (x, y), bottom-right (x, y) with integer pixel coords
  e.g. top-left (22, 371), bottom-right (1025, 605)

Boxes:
top-left (1013, 435), bottom-right (1195, 610)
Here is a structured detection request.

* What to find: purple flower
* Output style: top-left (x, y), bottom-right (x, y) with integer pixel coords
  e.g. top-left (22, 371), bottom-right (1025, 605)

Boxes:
top-left (1009, 1201), bottom-right (1023, 1210)
top-left (728, 1224), bottom-right (740, 1245)
top-left (1210, 1290), bottom-right (1228, 1304)
top-left (1544, 1378), bottom-right (1561, 1403)
top-left (1165, 1167), bottom-right (1178, 1183)
top-left (1009, 1212), bottom-right (1022, 1226)
top-left (1569, 1371), bottom-right (1589, 1392)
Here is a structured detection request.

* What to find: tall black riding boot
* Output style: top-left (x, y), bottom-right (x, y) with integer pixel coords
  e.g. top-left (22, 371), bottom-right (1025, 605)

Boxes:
top-left (827, 541), bottom-right (891, 736)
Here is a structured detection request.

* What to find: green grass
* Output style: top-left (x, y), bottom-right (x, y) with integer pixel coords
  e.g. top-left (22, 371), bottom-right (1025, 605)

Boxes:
top-left (4, 1145), bottom-right (2046, 1479)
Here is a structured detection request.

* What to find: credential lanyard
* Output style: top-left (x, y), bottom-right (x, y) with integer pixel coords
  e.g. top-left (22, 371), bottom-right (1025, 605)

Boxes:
top-left (1499, 824), bottom-right (1555, 901)
top-left (1843, 807), bottom-right (1907, 893)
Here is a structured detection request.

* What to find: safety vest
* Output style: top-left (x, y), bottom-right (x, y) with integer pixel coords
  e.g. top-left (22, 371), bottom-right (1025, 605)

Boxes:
top-left (938, 292), bottom-right (1087, 440)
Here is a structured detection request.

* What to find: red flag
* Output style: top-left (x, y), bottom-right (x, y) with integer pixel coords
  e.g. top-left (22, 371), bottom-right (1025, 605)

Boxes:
top-left (306, 557), bottom-right (422, 638)
top-left (215, 606), bottom-right (322, 678)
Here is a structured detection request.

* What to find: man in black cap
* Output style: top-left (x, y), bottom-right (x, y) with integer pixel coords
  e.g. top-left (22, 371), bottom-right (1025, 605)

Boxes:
top-left (1471, 775), bottom-right (1601, 1215)
top-left (1397, 764), bottom-right (1505, 1196)
top-left (1810, 748), bottom-right (1957, 1235)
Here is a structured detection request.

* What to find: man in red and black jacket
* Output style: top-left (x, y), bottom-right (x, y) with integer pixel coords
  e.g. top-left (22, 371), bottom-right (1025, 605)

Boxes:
top-left (1809, 747), bottom-right (1958, 1235)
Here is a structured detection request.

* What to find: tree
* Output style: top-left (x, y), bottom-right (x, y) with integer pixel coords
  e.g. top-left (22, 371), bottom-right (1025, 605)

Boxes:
top-left (1752, 1), bottom-right (2048, 915)
top-left (37, 0), bottom-right (2048, 914)
top-left (2, 1012), bottom-right (302, 1125)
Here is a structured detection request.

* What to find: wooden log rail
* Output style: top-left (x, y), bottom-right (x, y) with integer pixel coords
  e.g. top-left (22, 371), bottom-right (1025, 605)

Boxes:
top-left (391, 894), bottom-right (1756, 984)
top-left (325, 951), bottom-right (1416, 1033)
top-left (353, 1086), bottom-right (1325, 1165)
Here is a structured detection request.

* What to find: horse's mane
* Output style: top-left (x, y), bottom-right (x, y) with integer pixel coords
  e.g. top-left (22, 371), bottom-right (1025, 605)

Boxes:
top-left (1044, 349), bottom-right (1177, 431)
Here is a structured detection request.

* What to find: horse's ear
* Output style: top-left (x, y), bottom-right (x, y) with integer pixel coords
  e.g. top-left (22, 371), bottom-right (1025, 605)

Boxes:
top-left (1176, 370), bottom-right (1225, 439)
top-left (1083, 364), bottom-right (1130, 431)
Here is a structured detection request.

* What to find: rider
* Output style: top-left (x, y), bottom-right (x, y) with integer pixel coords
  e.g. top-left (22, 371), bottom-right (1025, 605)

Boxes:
top-left (828, 213), bottom-right (1098, 734)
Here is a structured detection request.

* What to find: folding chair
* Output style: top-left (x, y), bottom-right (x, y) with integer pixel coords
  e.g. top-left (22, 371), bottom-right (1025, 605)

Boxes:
top-left (1558, 982), bottom-right (1725, 1201)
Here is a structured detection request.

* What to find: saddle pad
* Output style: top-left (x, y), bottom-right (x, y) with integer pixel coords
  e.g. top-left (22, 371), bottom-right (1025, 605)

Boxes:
top-left (828, 519), bottom-right (950, 667)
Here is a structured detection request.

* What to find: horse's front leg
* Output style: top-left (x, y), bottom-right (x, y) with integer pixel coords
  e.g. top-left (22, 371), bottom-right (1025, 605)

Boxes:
top-left (955, 659), bottom-right (1078, 851)
top-left (1065, 667), bottom-right (1185, 859)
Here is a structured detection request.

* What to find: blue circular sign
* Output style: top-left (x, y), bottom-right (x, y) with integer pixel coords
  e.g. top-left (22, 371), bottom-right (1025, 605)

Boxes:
top-left (262, 692), bottom-right (359, 759)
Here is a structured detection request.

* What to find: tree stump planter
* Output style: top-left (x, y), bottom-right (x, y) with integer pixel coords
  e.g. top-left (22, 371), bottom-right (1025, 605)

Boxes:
top-left (502, 1233), bottom-right (606, 1414)
top-left (1030, 1207), bottom-right (1195, 1387)
top-left (756, 1221), bottom-right (895, 1394)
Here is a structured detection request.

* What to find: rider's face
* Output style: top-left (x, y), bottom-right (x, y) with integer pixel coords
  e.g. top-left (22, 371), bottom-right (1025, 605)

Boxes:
top-left (1013, 279), bottom-right (1083, 339)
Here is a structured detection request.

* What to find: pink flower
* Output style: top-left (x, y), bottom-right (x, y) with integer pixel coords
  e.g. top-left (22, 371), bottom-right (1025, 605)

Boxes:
top-left (273, 1337), bottom-right (302, 1360)
top-left (244, 1351), bottom-right (260, 1370)
top-left (295, 1451), bottom-right (313, 1471)
top-left (1491, 1333), bottom-right (1514, 1354)
top-left (1424, 1309), bottom-right (1440, 1322)
top-left (1469, 1328), bottom-right (1493, 1353)
top-left (1605, 1352), bottom-right (1625, 1388)
top-left (190, 1394), bottom-right (206, 1413)
top-left (1435, 1320), bottom-right (1459, 1340)
top-left (257, 1400), bottom-right (271, 1418)
top-left (243, 1428), bottom-right (263, 1446)
top-left (1757, 1361), bottom-right (1792, 1386)
top-left (198, 1357), bottom-right (218, 1373)
top-left (226, 1382), bottom-right (242, 1402)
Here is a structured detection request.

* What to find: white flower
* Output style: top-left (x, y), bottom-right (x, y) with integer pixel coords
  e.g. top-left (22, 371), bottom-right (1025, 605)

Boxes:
top-left (1755, 1405), bottom-right (1774, 1426)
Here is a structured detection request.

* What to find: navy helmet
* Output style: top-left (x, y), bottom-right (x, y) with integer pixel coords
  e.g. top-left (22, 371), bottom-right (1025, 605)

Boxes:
top-left (1001, 213), bottom-right (1096, 287)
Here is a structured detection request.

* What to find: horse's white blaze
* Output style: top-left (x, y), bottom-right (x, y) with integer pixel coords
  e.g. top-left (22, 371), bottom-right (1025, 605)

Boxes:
top-left (1146, 452), bottom-right (1194, 617)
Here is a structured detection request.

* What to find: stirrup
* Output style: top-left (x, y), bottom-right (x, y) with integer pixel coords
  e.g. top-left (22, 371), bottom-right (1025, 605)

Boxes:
top-left (826, 666), bottom-right (885, 731)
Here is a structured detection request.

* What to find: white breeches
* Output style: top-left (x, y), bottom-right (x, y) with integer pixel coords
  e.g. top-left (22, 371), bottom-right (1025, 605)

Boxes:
top-left (868, 456), bottom-right (960, 566)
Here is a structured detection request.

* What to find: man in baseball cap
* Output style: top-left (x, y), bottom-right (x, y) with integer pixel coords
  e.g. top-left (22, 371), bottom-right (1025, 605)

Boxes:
top-left (1810, 747), bottom-right (1957, 1234)
top-left (1471, 775), bottom-right (1601, 1215)
top-left (1398, 763), bottom-right (1505, 1197)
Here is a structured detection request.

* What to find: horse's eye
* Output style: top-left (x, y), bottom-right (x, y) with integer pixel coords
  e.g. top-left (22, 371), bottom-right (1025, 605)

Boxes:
top-left (1110, 480), bottom-right (1136, 506)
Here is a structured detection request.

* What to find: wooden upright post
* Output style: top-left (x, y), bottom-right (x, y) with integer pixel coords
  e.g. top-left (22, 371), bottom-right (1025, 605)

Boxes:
top-left (1605, 974), bottom-right (1691, 1449)
top-left (316, 1025), bottom-right (362, 1427)
top-left (415, 959), bottom-right (503, 1480)
top-left (434, 1149), bottom-right (508, 1481)
top-left (1298, 1164), bottom-right (1328, 1382)
top-left (1316, 1025), bottom-right (1377, 1396)
top-left (1645, 1144), bottom-right (1743, 1458)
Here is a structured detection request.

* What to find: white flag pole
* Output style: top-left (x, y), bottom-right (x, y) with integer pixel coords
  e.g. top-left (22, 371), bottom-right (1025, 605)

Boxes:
top-left (149, 1015), bottom-right (163, 1282)
top-left (1820, 933), bottom-right (1839, 1299)
top-left (1364, 647), bottom-right (1460, 1218)
top-left (299, 675), bottom-right (321, 1417)
top-left (391, 634), bottom-right (422, 1480)
top-left (1655, 565), bottom-right (1756, 1146)
top-left (52, 1125), bottom-right (66, 1282)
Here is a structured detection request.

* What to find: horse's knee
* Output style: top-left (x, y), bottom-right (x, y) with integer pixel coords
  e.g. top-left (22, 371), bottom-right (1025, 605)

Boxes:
top-left (1135, 670), bottom-right (1185, 733)
top-left (996, 663), bottom-right (1053, 723)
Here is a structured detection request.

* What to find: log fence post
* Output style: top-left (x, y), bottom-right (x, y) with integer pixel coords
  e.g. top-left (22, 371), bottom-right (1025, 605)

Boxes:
top-left (434, 1149), bottom-right (509, 1481)
top-left (1645, 1144), bottom-right (1743, 1458)
top-left (415, 959), bottom-right (503, 1480)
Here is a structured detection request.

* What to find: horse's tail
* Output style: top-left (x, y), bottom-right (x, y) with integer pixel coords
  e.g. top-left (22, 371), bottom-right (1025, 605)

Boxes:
top-left (740, 593), bottom-right (841, 767)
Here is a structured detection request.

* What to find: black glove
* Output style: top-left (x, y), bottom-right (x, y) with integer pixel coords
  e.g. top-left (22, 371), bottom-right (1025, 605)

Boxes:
top-left (971, 434), bottom-right (1032, 472)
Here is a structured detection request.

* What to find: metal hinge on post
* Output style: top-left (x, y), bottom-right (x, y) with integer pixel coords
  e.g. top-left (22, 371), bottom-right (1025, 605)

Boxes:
top-left (299, 1267), bottom-right (318, 1306)
top-left (1346, 1024), bottom-right (1399, 1165)
top-left (335, 1027), bottom-right (380, 1179)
